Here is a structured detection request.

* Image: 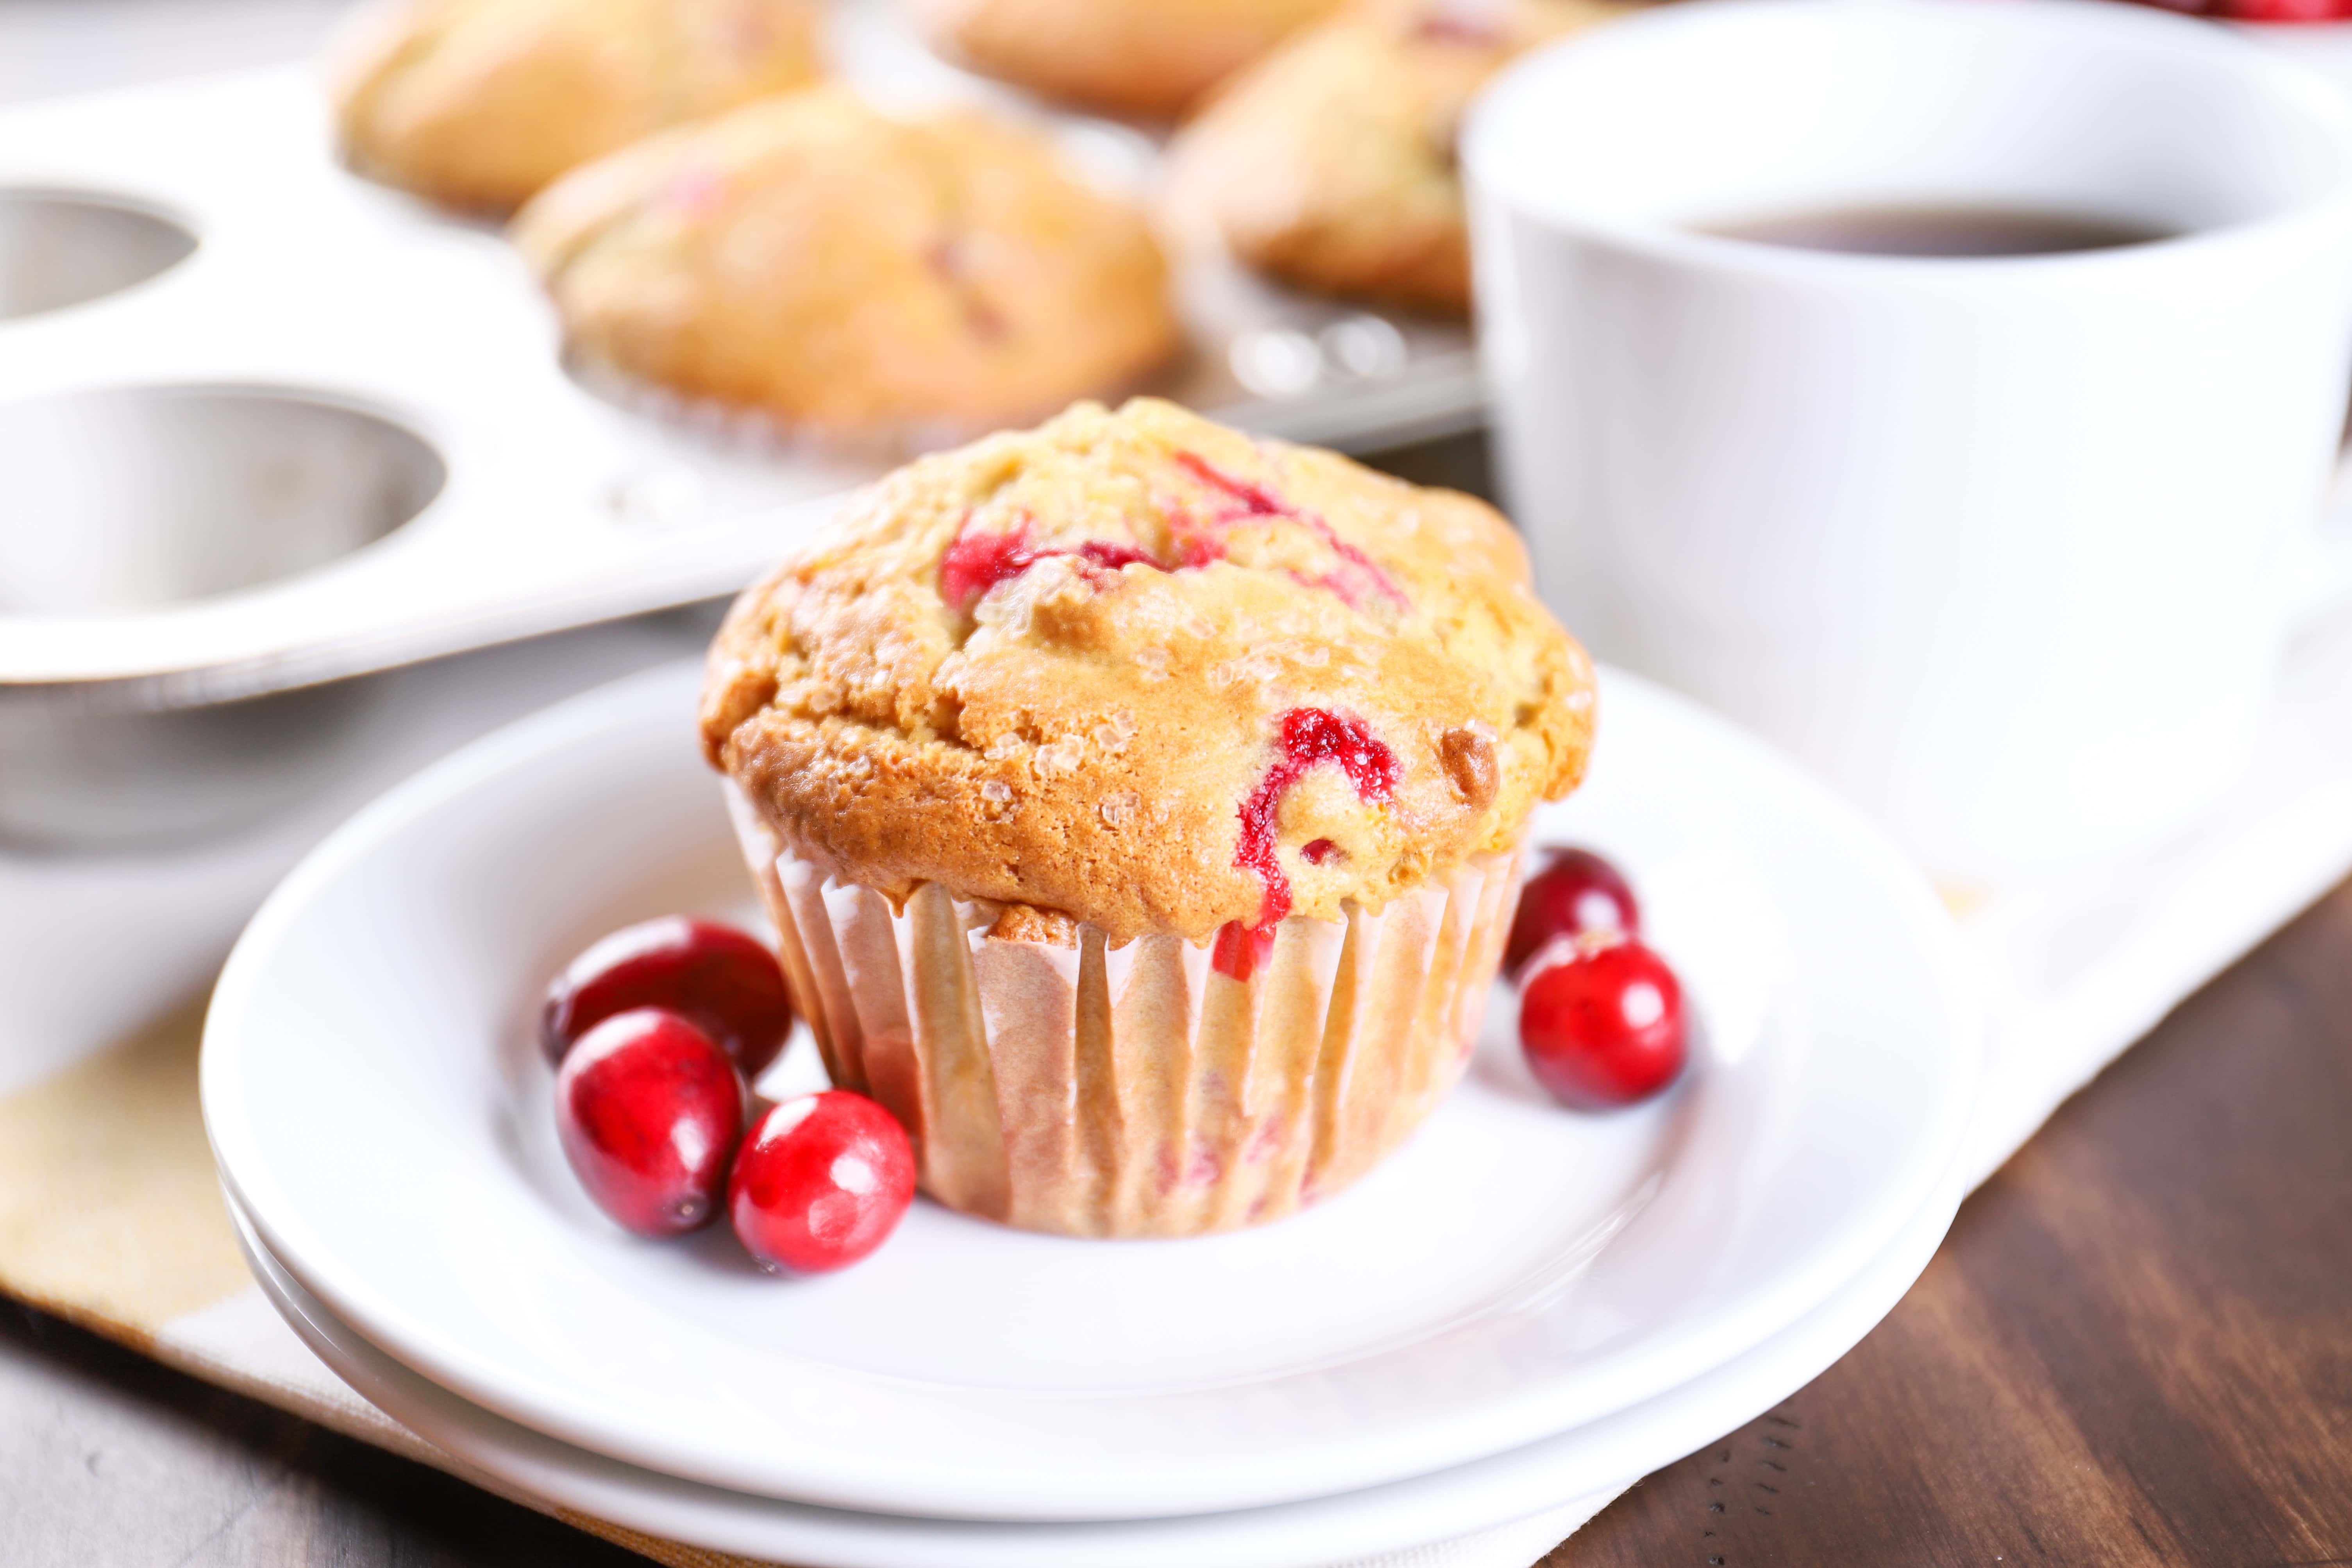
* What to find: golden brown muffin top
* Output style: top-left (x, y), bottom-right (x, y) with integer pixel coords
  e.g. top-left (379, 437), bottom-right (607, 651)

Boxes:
top-left (511, 86), bottom-right (1179, 432)
top-left (704, 399), bottom-right (1595, 946)
top-left (1165, 0), bottom-right (1632, 313)
top-left (328, 0), bottom-right (821, 212)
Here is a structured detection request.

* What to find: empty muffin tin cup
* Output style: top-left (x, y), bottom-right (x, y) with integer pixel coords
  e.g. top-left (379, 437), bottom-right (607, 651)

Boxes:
top-left (0, 385), bottom-right (446, 849)
top-left (0, 384), bottom-right (445, 615)
top-left (0, 190), bottom-right (197, 322)
top-left (0, 680), bottom-right (387, 851)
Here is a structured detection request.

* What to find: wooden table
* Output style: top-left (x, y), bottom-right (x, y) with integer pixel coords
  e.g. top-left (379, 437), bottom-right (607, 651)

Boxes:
top-left (1563, 873), bottom-right (2352, 1568)
top-left (5, 428), bottom-right (2352, 1563)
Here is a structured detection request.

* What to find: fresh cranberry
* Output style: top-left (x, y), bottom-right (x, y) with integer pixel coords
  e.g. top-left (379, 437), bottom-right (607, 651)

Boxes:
top-left (2224, 0), bottom-right (2352, 21)
top-left (1174, 451), bottom-right (1408, 612)
top-left (1219, 707), bottom-right (1400, 981)
top-left (1503, 847), bottom-right (1641, 980)
top-left (944, 454), bottom-right (1406, 618)
top-left (1211, 919), bottom-right (1277, 984)
top-left (938, 519), bottom-right (1164, 613)
top-left (2121, 0), bottom-right (2352, 16)
top-left (555, 1009), bottom-right (745, 1237)
top-left (938, 522), bottom-right (1038, 611)
top-left (1518, 935), bottom-right (1687, 1110)
top-left (729, 1091), bottom-right (917, 1274)
top-left (541, 916), bottom-right (793, 1076)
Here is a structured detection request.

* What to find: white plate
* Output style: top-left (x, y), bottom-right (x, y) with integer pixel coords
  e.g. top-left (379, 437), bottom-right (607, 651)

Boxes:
top-left (203, 661), bottom-right (1978, 1521)
top-left (225, 1159), bottom-right (1964, 1568)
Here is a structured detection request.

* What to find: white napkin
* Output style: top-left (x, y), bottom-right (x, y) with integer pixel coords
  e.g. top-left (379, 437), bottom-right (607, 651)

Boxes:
top-left (7, 603), bottom-right (2352, 1566)
top-left (1959, 601), bottom-right (2352, 1183)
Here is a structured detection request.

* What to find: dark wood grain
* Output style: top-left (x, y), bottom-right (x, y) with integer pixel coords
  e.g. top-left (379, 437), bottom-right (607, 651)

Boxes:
top-left (1558, 877), bottom-right (2352, 1568)
top-left (0, 1297), bottom-right (649, 1568)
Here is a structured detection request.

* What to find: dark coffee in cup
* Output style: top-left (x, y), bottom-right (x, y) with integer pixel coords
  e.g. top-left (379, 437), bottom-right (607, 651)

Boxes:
top-left (1701, 203), bottom-right (2175, 257)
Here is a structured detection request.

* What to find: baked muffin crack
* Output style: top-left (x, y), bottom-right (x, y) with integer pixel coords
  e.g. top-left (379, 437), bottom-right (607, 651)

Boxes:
top-left (703, 398), bottom-right (1593, 945)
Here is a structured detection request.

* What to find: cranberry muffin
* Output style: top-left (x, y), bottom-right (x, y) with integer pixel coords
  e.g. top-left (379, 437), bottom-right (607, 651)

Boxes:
top-left (703, 397), bottom-right (1595, 1237)
top-left (511, 87), bottom-right (1180, 438)
top-left (908, 0), bottom-right (1346, 118)
top-left (327, 0), bottom-right (821, 213)
top-left (1166, 0), bottom-right (1632, 313)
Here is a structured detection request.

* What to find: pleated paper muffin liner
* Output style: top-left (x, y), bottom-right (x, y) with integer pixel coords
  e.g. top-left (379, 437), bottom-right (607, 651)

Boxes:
top-left (563, 350), bottom-right (999, 469)
top-left (726, 784), bottom-right (1522, 1238)
top-left (561, 299), bottom-right (1197, 470)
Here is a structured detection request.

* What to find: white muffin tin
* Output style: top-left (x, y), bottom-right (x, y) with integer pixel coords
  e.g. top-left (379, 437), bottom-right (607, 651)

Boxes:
top-left (0, 4), bottom-right (1478, 710)
top-left (0, 4), bottom-right (1478, 844)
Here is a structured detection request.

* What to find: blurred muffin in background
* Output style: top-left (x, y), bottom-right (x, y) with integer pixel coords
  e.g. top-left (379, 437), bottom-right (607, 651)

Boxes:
top-left (1166, 0), bottom-right (1631, 314)
top-left (329, 0), bottom-right (822, 212)
top-left (511, 87), bottom-right (1180, 439)
top-left (906, 0), bottom-right (1346, 118)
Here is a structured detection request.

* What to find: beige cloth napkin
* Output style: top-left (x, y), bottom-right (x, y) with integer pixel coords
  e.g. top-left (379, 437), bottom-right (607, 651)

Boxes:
top-left (6, 604), bottom-right (2352, 1567)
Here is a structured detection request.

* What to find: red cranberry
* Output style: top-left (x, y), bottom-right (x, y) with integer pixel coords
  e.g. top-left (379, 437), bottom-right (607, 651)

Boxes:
top-left (1504, 847), bottom-right (1641, 980)
top-left (1219, 707), bottom-right (1400, 980)
top-left (938, 520), bottom-right (1165, 614)
top-left (730, 1091), bottom-right (916, 1274)
top-left (1417, 14), bottom-right (1507, 44)
top-left (2225, 0), bottom-right (2352, 21)
top-left (1518, 935), bottom-right (1687, 1110)
top-left (542, 916), bottom-right (793, 1076)
top-left (1174, 451), bottom-right (1408, 612)
top-left (2122, 0), bottom-right (2352, 17)
top-left (555, 1009), bottom-right (745, 1237)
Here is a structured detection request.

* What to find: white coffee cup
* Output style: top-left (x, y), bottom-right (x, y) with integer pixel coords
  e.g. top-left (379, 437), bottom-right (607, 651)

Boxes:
top-left (1466, 0), bottom-right (2352, 883)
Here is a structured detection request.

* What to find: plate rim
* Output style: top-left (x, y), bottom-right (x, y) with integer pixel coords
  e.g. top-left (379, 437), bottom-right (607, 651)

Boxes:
top-left (220, 1160), bottom-right (1967, 1568)
top-left (202, 658), bottom-right (1982, 1520)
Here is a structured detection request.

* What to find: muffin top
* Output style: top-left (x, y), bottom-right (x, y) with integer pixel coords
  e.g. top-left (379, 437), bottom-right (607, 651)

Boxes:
top-left (328, 0), bottom-right (821, 212)
top-left (704, 398), bottom-right (1595, 946)
top-left (511, 87), bottom-right (1179, 432)
top-left (1165, 0), bottom-right (1630, 313)
top-left (907, 0), bottom-right (1346, 118)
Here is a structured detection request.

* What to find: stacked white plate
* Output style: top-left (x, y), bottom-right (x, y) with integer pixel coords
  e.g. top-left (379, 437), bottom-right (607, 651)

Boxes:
top-left (200, 662), bottom-right (1982, 1566)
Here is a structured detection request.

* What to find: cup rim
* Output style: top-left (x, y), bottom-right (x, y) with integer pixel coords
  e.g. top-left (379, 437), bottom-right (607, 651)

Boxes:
top-left (1463, 0), bottom-right (2352, 279)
